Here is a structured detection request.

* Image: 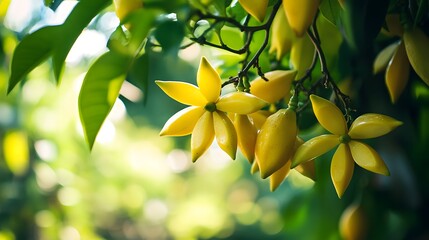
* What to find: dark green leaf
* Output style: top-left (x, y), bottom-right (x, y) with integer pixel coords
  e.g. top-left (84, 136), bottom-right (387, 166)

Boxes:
top-left (52, 0), bottom-right (110, 82)
top-left (414, 0), bottom-right (428, 27)
top-left (226, 2), bottom-right (247, 23)
top-left (45, 0), bottom-right (64, 11)
top-left (8, 26), bottom-right (60, 93)
top-left (341, 0), bottom-right (389, 52)
top-left (212, 0), bottom-right (229, 15)
top-left (129, 53), bottom-right (150, 103)
top-left (78, 52), bottom-right (133, 149)
top-left (126, 9), bottom-right (159, 53)
top-left (154, 19), bottom-right (185, 55)
top-left (107, 26), bottom-right (129, 55)
top-left (319, 0), bottom-right (342, 26)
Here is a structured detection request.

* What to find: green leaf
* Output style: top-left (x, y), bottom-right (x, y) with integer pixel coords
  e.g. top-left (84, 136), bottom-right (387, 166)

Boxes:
top-left (153, 19), bottom-right (185, 55)
top-left (129, 53), bottom-right (150, 103)
top-left (78, 52), bottom-right (133, 149)
top-left (319, 0), bottom-right (342, 27)
top-left (220, 26), bottom-right (243, 50)
top-left (126, 9), bottom-right (159, 54)
top-left (52, 0), bottom-right (110, 82)
top-left (414, 0), bottom-right (428, 27)
top-left (8, 0), bottom-right (110, 93)
top-left (341, 0), bottom-right (389, 52)
top-left (8, 26), bottom-right (60, 93)
top-left (107, 26), bottom-right (129, 55)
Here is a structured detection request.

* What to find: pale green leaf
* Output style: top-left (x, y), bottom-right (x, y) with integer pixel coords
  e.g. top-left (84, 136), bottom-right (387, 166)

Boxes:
top-left (78, 52), bottom-right (133, 149)
top-left (8, 26), bottom-right (59, 93)
top-left (52, 0), bottom-right (110, 81)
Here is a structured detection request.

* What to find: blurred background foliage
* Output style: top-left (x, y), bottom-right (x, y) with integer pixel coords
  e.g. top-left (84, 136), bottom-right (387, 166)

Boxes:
top-left (0, 0), bottom-right (428, 240)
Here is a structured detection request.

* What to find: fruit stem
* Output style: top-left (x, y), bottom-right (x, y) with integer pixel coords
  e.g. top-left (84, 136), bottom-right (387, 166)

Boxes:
top-left (306, 12), bottom-right (353, 123)
top-left (191, 0), bottom-right (283, 92)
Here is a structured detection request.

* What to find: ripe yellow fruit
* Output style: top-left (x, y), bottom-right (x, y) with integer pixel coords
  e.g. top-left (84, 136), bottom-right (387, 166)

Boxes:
top-left (348, 113), bottom-right (403, 139)
top-left (250, 70), bottom-right (297, 104)
top-left (213, 111), bottom-right (238, 160)
top-left (294, 159), bottom-right (316, 181)
top-left (282, 0), bottom-right (320, 37)
top-left (403, 27), bottom-right (429, 86)
top-left (255, 108), bottom-right (297, 179)
top-left (385, 14), bottom-right (404, 37)
top-left (238, 0), bottom-right (268, 22)
top-left (292, 134), bottom-right (340, 167)
top-left (331, 143), bottom-right (354, 198)
top-left (373, 42), bottom-right (399, 74)
top-left (113, 0), bottom-right (142, 22)
top-left (269, 136), bottom-right (304, 191)
top-left (310, 94), bottom-right (347, 135)
top-left (269, 6), bottom-right (295, 60)
top-left (270, 160), bottom-right (291, 191)
top-left (385, 41), bottom-right (410, 103)
top-left (339, 203), bottom-right (368, 240)
top-left (191, 111), bottom-right (214, 162)
top-left (234, 114), bottom-right (257, 163)
top-left (290, 34), bottom-right (315, 79)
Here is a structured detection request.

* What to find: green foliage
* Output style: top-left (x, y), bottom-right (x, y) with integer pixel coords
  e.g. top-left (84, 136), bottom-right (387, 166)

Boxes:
top-left (1, 0), bottom-right (429, 239)
top-left (78, 51), bottom-right (132, 149)
top-left (8, 26), bottom-right (58, 92)
top-left (8, 0), bottom-right (110, 92)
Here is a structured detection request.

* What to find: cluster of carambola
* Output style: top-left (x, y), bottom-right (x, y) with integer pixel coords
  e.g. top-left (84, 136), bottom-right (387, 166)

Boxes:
top-left (156, 57), bottom-right (402, 198)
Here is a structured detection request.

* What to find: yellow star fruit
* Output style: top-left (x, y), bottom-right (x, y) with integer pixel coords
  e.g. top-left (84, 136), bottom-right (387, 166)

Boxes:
top-left (309, 94), bottom-right (347, 135)
top-left (213, 111), bottom-right (238, 160)
top-left (234, 114), bottom-right (258, 163)
top-left (403, 27), bottom-right (429, 86)
top-left (238, 0), bottom-right (269, 22)
top-left (290, 34), bottom-right (315, 79)
top-left (113, 0), bottom-right (142, 22)
top-left (255, 107), bottom-right (297, 179)
top-left (348, 113), bottom-right (403, 139)
top-left (373, 42), bottom-right (399, 74)
top-left (282, 0), bottom-right (320, 37)
top-left (339, 203), bottom-right (368, 240)
top-left (191, 111), bottom-right (215, 161)
top-left (330, 143), bottom-right (354, 196)
top-left (269, 6), bottom-right (295, 60)
top-left (250, 70), bottom-right (297, 104)
top-left (385, 41), bottom-right (410, 103)
top-left (269, 137), bottom-right (302, 191)
top-left (292, 95), bottom-right (402, 198)
top-left (156, 57), bottom-right (267, 162)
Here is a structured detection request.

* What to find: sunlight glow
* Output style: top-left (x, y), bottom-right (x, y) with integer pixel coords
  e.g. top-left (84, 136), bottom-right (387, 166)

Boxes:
top-left (60, 226), bottom-right (80, 240)
top-left (35, 163), bottom-right (58, 192)
top-left (35, 210), bottom-right (56, 228)
top-left (121, 184), bottom-right (146, 210)
top-left (66, 29), bottom-right (108, 65)
top-left (35, 140), bottom-right (58, 162)
top-left (58, 187), bottom-right (81, 206)
top-left (144, 199), bottom-right (169, 223)
top-left (96, 120), bottom-right (116, 145)
top-left (3, 0), bottom-right (41, 32)
top-left (108, 98), bottom-right (127, 122)
top-left (195, 142), bottom-right (233, 172)
top-left (120, 81), bottom-right (143, 102)
top-left (179, 43), bottom-right (201, 61)
top-left (166, 149), bottom-right (191, 173)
